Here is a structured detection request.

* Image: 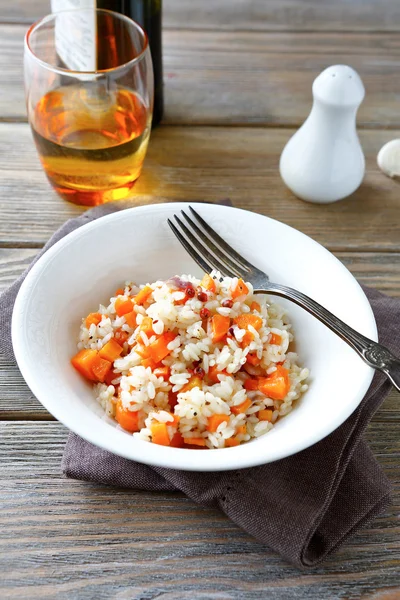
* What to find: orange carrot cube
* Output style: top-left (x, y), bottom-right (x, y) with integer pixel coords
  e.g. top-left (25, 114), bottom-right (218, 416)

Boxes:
top-left (115, 297), bottom-right (134, 317)
top-left (232, 278), bottom-right (249, 299)
top-left (231, 397), bottom-right (252, 415)
top-left (91, 355), bottom-right (112, 382)
top-left (71, 348), bottom-right (98, 381)
top-left (124, 311), bottom-right (137, 328)
top-left (151, 422), bottom-right (170, 446)
top-left (225, 437), bottom-right (240, 447)
top-left (258, 409), bottom-right (273, 421)
top-left (147, 331), bottom-right (176, 363)
top-left (258, 366), bottom-right (290, 400)
top-left (115, 401), bottom-right (139, 433)
top-left (207, 414), bottom-right (230, 432)
top-left (99, 338), bottom-right (123, 362)
top-left (211, 314), bottom-right (230, 342)
top-left (85, 312), bottom-right (102, 328)
top-left (134, 285), bottom-right (153, 305)
top-left (200, 274), bottom-right (216, 293)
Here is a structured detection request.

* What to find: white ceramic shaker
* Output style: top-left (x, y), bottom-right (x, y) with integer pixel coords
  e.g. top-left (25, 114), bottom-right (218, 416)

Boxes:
top-left (279, 65), bottom-right (365, 203)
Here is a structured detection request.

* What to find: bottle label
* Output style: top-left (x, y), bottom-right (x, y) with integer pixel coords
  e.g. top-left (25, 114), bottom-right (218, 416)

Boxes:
top-left (51, 0), bottom-right (96, 72)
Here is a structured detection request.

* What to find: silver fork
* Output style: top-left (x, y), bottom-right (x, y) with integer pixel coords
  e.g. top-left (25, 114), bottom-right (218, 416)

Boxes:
top-left (168, 206), bottom-right (400, 392)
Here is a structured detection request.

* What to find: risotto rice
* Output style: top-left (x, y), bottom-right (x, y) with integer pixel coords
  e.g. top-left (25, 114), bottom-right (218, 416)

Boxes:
top-left (71, 272), bottom-right (309, 449)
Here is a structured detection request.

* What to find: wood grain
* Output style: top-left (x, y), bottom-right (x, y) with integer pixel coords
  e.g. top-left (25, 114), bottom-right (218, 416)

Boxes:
top-left (1, 122), bottom-right (400, 250)
top-left (5, 24), bottom-right (400, 126)
top-left (0, 248), bottom-right (38, 292)
top-left (4, 0), bottom-right (400, 32)
top-left (0, 421), bottom-right (399, 599)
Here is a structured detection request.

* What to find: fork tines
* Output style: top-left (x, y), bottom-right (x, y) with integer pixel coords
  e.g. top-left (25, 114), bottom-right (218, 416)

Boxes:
top-left (168, 206), bottom-right (252, 279)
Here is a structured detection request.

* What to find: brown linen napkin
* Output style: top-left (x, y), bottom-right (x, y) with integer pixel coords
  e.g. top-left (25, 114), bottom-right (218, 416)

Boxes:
top-left (0, 202), bottom-right (396, 568)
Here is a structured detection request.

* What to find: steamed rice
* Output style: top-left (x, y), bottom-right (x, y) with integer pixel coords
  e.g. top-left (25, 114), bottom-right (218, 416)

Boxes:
top-left (74, 272), bottom-right (309, 449)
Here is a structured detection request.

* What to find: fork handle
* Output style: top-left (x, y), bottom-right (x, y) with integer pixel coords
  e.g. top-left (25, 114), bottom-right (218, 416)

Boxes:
top-left (256, 282), bottom-right (400, 392)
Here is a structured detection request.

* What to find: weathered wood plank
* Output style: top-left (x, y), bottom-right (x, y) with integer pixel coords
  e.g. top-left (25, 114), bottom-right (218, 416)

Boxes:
top-left (4, 25), bottom-right (400, 126)
top-left (164, 31), bottom-right (400, 127)
top-left (0, 421), bottom-right (398, 599)
top-left (0, 248), bottom-right (38, 292)
top-left (3, 0), bottom-right (400, 32)
top-left (0, 123), bottom-right (400, 251)
top-left (0, 355), bottom-right (50, 419)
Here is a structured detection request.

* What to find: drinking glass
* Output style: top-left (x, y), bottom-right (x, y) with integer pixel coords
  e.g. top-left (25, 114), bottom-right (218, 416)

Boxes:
top-left (24, 9), bottom-right (153, 207)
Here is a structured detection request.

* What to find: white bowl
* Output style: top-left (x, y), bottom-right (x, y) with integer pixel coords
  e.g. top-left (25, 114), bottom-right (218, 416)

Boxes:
top-left (12, 202), bottom-right (377, 471)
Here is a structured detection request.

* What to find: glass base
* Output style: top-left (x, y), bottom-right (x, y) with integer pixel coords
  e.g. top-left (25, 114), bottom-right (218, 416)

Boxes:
top-left (50, 179), bottom-right (138, 207)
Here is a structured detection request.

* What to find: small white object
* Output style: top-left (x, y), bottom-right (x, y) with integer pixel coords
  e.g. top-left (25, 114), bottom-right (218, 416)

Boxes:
top-left (279, 65), bottom-right (365, 203)
top-left (377, 139), bottom-right (400, 178)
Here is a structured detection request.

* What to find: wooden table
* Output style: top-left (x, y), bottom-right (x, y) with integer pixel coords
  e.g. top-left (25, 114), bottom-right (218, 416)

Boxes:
top-left (1, 1), bottom-right (399, 597)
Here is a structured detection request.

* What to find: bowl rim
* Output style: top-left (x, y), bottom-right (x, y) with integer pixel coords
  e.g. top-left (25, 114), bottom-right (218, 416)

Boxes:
top-left (12, 202), bottom-right (377, 471)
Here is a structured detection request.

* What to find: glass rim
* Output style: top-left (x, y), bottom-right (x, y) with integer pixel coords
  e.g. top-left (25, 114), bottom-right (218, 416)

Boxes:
top-left (24, 8), bottom-right (149, 76)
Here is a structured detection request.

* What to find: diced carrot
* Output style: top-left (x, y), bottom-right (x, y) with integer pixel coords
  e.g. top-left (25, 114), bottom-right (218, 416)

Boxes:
top-left (104, 369), bottom-right (118, 386)
top-left (211, 314), bottom-right (231, 343)
top-left (135, 344), bottom-right (150, 359)
top-left (141, 357), bottom-right (158, 369)
top-left (99, 338), bottom-right (123, 362)
top-left (151, 422), bottom-right (171, 446)
top-left (168, 390), bottom-right (178, 408)
top-left (225, 437), bottom-right (240, 447)
top-left (173, 291), bottom-right (188, 305)
top-left (207, 414), bottom-right (230, 432)
top-left (115, 297), bottom-right (134, 317)
top-left (207, 364), bottom-right (228, 384)
top-left (232, 278), bottom-right (249, 299)
top-left (170, 431), bottom-right (184, 448)
top-left (71, 348), bottom-right (98, 381)
top-left (201, 273), bottom-right (216, 293)
top-left (234, 313), bottom-right (263, 331)
top-left (250, 301), bottom-right (261, 312)
top-left (153, 366), bottom-right (171, 381)
top-left (115, 288), bottom-right (125, 296)
top-left (134, 285), bottom-right (153, 305)
top-left (184, 437), bottom-right (207, 447)
top-left (258, 366), bottom-right (290, 400)
top-left (240, 330), bottom-right (254, 348)
top-left (244, 378), bottom-right (259, 391)
top-left (114, 329), bottom-right (129, 345)
top-left (147, 331), bottom-right (176, 363)
top-left (85, 312), bottom-right (102, 329)
top-left (91, 355), bottom-right (112, 382)
top-left (115, 401), bottom-right (139, 433)
top-left (181, 376), bottom-right (202, 393)
top-left (258, 409), bottom-right (273, 421)
top-left (269, 333), bottom-right (282, 345)
top-left (246, 353), bottom-right (261, 366)
top-left (231, 397), bottom-right (252, 415)
top-left (140, 316), bottom-right (154, 335)
top-left (124, 311), bottom-right (137, 328)
top-left (165, 413), bottom-right (180, 427)
top-left (236, 425), bottom-right (247, 435)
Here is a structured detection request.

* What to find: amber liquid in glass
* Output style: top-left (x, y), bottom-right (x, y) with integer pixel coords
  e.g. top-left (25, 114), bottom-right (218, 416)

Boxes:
top-left (31, 84), bottom-right (150, 206)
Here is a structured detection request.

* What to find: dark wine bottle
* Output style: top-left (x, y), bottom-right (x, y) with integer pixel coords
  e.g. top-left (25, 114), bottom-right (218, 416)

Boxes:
top-left (98, 1), bottom-right (163, 126)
